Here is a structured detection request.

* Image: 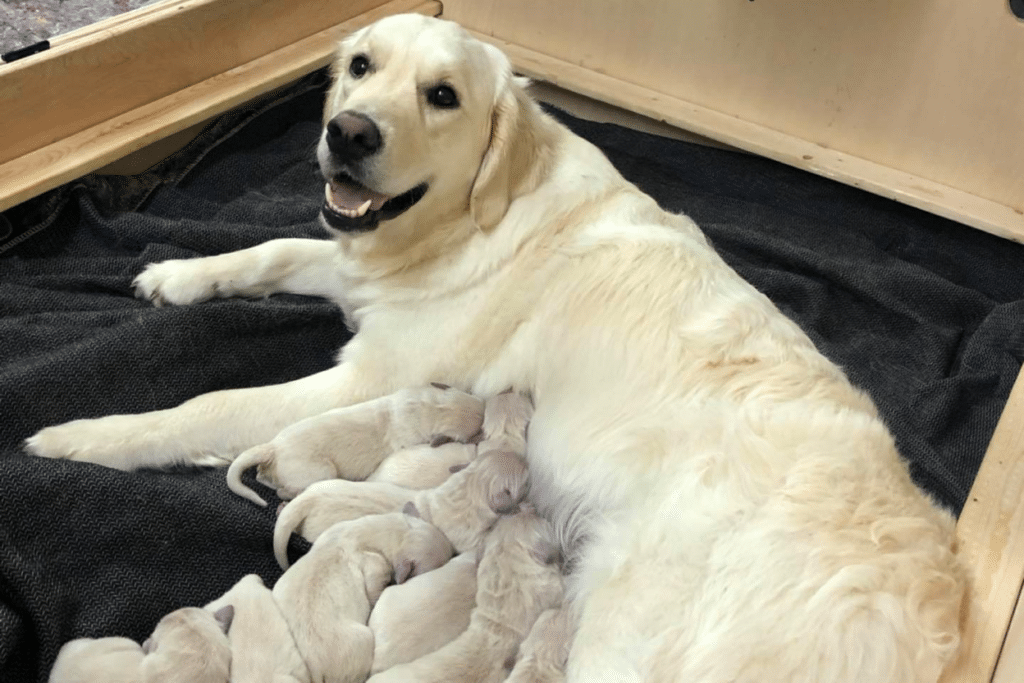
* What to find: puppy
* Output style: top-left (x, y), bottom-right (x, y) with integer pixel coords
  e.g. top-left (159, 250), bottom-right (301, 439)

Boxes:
top-left (140, 607), bottom-right (233, 683)
top-left (368, 552), bottom-right (479, 673)
top-left (274, 447), bottom-right (529, 567)
top-left (505, 607), bottom-right (572, 683)
top-left (366, 441), bottom-right (477, 489)
top-left (49, 637), bottom-right (144, 683)
top-left (365, 391), bottom-right (533, 489)
top-left (203, 574), bottom-right (312, 683)
top-left (366, 505), bottom-right (563, 683)
top-left (272, 510), bottom-right (454, 683)
top-left (50, 606), bottom-right (233, 683)
top-left (228, 384), bottom-right (484, 505)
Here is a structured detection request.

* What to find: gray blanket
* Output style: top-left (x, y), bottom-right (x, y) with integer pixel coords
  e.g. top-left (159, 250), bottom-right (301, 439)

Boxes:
top-left (2, 69), bottom-right (1022, 682)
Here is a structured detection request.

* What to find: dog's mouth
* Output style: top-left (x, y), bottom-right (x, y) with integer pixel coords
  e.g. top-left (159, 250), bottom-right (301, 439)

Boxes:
top-left (321, 171), bottom-right (428, 233)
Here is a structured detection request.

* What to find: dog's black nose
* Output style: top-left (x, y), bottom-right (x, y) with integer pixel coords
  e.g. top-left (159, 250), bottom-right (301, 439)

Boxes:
top-left (325, 111), bottom-right (382, 162)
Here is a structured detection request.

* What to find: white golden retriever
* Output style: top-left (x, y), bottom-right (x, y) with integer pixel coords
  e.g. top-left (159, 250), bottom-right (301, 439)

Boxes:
top-left (26, 13), bottom-right (964, 683)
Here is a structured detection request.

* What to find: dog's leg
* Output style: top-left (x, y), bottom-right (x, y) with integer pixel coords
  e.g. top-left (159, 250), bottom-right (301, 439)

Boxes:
top-left (133, 238), bottom-right (345, 305)
top-left (25, 357), bottom-right (401, 470)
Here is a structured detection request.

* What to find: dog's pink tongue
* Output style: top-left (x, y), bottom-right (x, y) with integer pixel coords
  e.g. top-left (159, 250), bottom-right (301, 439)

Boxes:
top-left (329, 179), bottom-right (390, 211)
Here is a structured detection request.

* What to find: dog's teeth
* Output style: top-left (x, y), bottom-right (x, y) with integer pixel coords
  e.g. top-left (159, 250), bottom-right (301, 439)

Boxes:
top-left (324, 183), bottom-right (332, 203)
top-left (354, 199), bottom-right (372, 217)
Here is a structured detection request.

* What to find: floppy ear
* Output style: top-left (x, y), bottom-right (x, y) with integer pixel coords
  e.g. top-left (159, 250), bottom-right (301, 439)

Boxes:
top-left (470, 46), bottom-right (541, 231)
top-left (394, 558), bottom-right (415, 585)
top-left (212, 605), bottom-right (235, 634)
top-left (403, 501), bottom-right (421, 518)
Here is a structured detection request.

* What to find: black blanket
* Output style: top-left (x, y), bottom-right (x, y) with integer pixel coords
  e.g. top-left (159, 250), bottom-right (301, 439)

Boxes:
top-left (2, 70), bottom-right (1022, 682)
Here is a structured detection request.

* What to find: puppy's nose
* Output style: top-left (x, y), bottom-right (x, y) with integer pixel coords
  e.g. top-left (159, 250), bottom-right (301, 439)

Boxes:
top-left (325, 111), bottom-right (382, 162)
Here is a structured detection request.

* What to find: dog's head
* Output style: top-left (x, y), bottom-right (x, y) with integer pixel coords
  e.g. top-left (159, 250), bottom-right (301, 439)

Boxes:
top-left (318, 13), bottom-right (540, 245)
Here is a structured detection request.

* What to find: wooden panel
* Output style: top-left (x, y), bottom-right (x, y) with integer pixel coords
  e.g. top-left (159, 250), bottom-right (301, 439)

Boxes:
top-left (0, 0), bottom-right (387, 167)
top-left (0, 0), bottom-right (441, 212)
top-left (993, 590), bottom-right (1024, 683)
top-left (939, 367), bottom-right (1024, 683)
top-left (468, 32), bottom-right (1024, 245)
top-left (446, 0), bottom-right (1024, 240)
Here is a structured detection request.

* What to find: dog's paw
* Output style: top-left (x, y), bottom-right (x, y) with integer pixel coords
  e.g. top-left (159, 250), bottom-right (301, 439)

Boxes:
top-left (25, 418), bottom-right (139, 470)
top-left (132, 259), bottom-right (221, 307)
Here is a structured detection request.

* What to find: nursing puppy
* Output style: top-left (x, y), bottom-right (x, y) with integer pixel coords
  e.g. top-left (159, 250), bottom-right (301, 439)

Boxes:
top-left (505, 607), bottom-right (572, 683)
top-left (204, 574), bottom-right (312, 683)
top-left (366, 506), bottom-right (563, 683)
top-left (368, 552), bottom-right (479, 673)
top-left (272, 510), bottom-right (454, 683)
top-left (366, 390), bottom-right (533, 489)
top-left (274, 447), bottom-right (528, 566)
top-left (50, 606), bottom-right (233, 683)
top-left (227, 384), bottom-right (484, 506)
top-left (28, 13), bottom-right (965, 682)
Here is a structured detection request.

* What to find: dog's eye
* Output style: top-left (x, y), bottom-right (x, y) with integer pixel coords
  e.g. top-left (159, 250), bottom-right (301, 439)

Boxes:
top-left (426, 84), bottom-right (459, 109)
top-left (349, 55), bottom-right (370, 78)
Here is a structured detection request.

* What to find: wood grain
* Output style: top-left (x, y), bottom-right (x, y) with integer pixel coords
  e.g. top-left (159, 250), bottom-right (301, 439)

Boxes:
top-left (0, 0), bottom-right (441, 212)
top-left (0, 0), bottom-right (386, 167)
top-left (940, 367), bottom-right (1024, 683)
top-left (445, 0), bottom-right (1024, 229)
top-left (466, 32), bottom-right (1024, 245)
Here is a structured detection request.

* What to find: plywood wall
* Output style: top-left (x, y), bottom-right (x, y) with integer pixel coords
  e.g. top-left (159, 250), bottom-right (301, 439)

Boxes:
top-left (444, 0), bottom-right (1024, 240)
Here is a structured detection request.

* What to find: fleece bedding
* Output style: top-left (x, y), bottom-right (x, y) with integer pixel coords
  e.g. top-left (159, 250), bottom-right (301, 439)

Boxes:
top-left (1, 69), bottom-right (1022, 682)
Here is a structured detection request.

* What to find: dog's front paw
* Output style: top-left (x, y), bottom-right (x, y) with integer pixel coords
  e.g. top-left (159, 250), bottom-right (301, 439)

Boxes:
top-left (132, 259), bottom-right (221, 307)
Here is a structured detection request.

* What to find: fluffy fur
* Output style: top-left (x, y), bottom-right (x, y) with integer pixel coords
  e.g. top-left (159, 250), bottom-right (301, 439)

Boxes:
top-left (203, 574), bottom-right (312, 683)
top-left (50, 606), bottom-right (233, 683)
top-left (368, 552), bottom-right (479, 673)
top-left (366, 506), bottom-right (564, 683)
top-left (226, 384), bottom-right (484, 505)
top-left (366, 391), bottom-right (532, 488)
top-left (27, 13), bottom-right (965, 682)
top-left (505, 607), bottom-right (572, 683)
top-left (274, 447), bottom-right (529, 566)
top-left (272, 511), bottom-right (454, 683)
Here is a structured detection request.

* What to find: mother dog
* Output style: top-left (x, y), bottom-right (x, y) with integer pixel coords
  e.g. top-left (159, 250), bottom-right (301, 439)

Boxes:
top-left (28, 14), bottom-right (963, 682)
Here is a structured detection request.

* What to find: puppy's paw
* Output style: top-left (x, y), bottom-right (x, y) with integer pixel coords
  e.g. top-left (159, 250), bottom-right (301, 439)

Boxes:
top-left (132, 259), bottom-right (222, 307)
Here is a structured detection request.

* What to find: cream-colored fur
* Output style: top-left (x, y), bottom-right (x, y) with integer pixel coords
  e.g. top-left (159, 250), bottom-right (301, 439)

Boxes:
top-left (50, 606), bottom-right (232, 683)
top-left (27, 13), bottom-right (965, 682)
top-left (274, 447), bottom-right (529, 567)
top-left (365, 441), bottom-right (476, 488)
top-left (366, 507), bottom-right (564, 683)
top-left (203, 574), bottom-right (311, 683)
top-left (368, 552), bottom-right (478, 673)
top-left (366, 391), bottom-right (532, 488)
top-left (272, 511), bottom-right (454, 683)
top-left (227, 384), bottom-right (483, 505)
top-left (505, 607), bottom-right (572, 683)
top-left (49, 637), bottom-right (144, 683)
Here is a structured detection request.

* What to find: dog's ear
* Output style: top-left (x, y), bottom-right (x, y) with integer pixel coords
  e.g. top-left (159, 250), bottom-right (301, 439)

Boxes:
top-left (486, 451), bottom-right (529, 513)
top-left (394, 558), bottom-right (415, 585)
top-left (403, 501), bottom-right (421, 518)
top-left (212, 605), bottom-right (234, 634)
top-left (470, 45), bottom-right (541, 231)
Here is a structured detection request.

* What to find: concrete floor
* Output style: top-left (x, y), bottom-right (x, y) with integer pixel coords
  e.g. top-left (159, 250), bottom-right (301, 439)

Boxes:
top-left (1, 0), bottom-right (161, 56)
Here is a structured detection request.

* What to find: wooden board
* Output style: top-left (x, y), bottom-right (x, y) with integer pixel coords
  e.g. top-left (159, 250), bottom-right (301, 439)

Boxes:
top-left (447, 0), bottom-right (1024, 244)
top-left (939, 367), bottom-right (1024, 683)
top-left (0, 0), bottom-right (442, 212)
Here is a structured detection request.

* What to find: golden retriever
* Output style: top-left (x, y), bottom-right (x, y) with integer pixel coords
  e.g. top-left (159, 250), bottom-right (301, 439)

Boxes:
top-left (27, 13), bottom-right (964, 682)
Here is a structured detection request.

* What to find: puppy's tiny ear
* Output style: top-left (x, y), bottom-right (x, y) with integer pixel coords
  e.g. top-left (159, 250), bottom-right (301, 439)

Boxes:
top-left (142, 638), bottom-right (154, 655)
top-left (213, 605), bottom-right (234, 634)
top-left (449, 463), bottom-right (469, 474)
top-left (430, 382), bottom-right (452, 390)
top-left (394, 559), bottom-right (415, 585)
top-left (431, 435), bottom-right (456, 448)
top-left (403, 501), bottom-right (421, 518)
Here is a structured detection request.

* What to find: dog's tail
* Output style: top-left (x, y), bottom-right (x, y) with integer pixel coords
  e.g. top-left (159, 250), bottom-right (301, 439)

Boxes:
top-left (226, 445), bottom-right (273, 507)
top-left (274, 496), bottom-right (311, 569)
